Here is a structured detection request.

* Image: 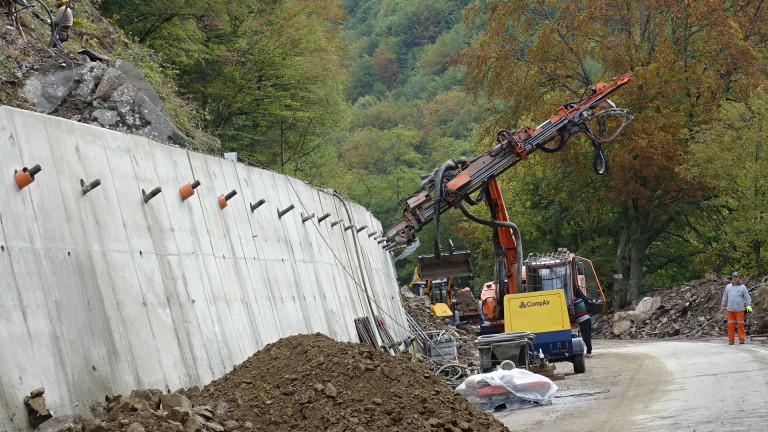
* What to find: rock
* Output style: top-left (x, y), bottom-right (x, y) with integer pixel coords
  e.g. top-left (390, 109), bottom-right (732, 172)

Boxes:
top-left (215, 401), bottom-right (229, 415)
top-left (160, 393), bottom-right (192, 411)
top-left (72, 62), bottom-right (106, 99)
top-left (223, 420), bottom-right (239, 430)
top-left (203, 421), bottom-right (225, 432)
top-left (24, 393), bottom-right (53, 428)
top-left (82, 419), bottom-right (108, 432)
top-left (126, 423), bottom-right (146, 432)
top-left (324, 382), bottom-right (338, 397)
top-left (612, 311), bottom-right (633, 336)
top-left (111, 397), bottom-right (146, 413)
top-left (29, 387), bottom-right (45, 398)
top-left (92, 109), bottom-right (120, 128)
top-left (129, 389), bottom-right (162, 409)
top-left (168, 407), bottom-right (191, 424)
top-left (192, 406), bottom-right (214, 420)
top-left (183, 415), bottom-right (204, 432)
top-left (631, 297), bottom-right (662, 322)
top-left (78, 49), bottom-right (112, 63)
top-left (23, 69), bottom-right (75, 113)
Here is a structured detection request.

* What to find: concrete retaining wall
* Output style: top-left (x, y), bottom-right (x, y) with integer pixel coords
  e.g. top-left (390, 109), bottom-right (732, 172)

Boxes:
top-left (0, 106), bottom-right (406, 431)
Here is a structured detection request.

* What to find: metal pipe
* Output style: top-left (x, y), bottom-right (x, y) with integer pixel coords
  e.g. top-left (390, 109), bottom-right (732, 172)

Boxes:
top-left (277, 204), bottom-right (295, 218)
top-left (80, 179), bottom-right (101, 195)
top-left (143, 187), bottom-right (162, 203)
top-left (457, 201), bottom-right (524, 297)
top-left (250, 199), bottom-right (265, 212)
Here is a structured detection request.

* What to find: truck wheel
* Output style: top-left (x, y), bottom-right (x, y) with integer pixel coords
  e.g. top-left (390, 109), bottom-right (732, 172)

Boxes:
top-left (572, 354), bottom-right (586, 374)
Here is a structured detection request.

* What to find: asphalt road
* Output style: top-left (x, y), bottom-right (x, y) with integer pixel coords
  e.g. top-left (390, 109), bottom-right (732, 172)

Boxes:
top-left (493, 339), bottom-right (768, 432)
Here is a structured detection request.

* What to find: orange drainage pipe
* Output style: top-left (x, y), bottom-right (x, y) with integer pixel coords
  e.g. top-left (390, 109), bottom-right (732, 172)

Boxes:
top-left (179, 180), bottom-right (201, 201)
top-left (218, 190), bottom-right (237, 209)
top-left (15, 164), bottom-right (41, 190)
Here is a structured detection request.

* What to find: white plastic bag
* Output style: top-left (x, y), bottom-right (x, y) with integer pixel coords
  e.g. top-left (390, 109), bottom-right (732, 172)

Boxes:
top-left (456, 368), bottom-right (557, 412)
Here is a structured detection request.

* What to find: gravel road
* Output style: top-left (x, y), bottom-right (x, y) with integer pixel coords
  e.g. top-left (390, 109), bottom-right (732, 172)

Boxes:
top-left (493, 339), bottom-right (768, 432)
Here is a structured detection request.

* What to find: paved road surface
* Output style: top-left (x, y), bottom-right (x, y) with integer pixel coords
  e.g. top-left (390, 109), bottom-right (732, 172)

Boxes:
top-left (493, 339), bottom-right (768, 432)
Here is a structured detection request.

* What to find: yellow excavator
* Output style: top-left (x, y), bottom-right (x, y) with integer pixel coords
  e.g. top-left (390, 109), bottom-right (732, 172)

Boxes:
top-left (409, 267), bottom-right (455, 318)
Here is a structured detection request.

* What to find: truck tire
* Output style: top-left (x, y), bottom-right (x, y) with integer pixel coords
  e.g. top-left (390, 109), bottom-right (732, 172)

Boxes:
top-left (572, 354), bottom-right (586, 374)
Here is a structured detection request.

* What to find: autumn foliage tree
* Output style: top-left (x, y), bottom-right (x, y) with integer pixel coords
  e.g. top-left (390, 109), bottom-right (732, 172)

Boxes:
top-left (459, 0), bottom-right (768, 306)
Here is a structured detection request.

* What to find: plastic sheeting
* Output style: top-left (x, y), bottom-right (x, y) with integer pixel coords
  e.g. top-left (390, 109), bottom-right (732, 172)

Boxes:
top-left (456, 368), bottom-right (558, 412)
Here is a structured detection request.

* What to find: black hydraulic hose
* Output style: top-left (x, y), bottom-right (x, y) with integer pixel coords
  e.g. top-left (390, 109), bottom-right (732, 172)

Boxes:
top-left (456, 201), bottom-right (523, 294)
top-left (432, 159), bottom-right (460, 258)
top-left (464, 186), bottom-right (486, 206)
top-left (592, 142), bottom-right (606, 175)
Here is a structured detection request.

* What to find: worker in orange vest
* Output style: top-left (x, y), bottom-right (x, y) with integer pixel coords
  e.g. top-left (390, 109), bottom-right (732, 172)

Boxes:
top-left (720, 272), bottom-right (753, 345)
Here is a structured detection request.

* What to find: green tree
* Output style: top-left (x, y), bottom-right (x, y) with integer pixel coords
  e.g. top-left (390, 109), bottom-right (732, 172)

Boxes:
top-left (101, 0), bottom-right (349, 179)
top-left (685, 87), bottom-right (768, 274)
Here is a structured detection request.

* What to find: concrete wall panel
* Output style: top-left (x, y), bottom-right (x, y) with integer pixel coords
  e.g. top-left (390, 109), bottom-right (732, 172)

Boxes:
top-left (0, 107), bottom-right (406, 431)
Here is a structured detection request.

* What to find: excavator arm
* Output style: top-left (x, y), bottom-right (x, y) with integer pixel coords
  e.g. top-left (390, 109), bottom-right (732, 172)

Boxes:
top-left (383, 74), bottom-right (633, 250)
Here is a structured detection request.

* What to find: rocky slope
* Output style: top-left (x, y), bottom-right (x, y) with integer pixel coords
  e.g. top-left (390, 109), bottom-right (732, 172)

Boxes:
top-left (1, 1), bottom-right (214, 149)
top-left (594, 274), bottom-right (768, 340)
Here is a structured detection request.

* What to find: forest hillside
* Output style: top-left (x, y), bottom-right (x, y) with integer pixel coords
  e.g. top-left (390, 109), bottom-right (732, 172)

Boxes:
top-left (2, 0), bottom-right (767, 308)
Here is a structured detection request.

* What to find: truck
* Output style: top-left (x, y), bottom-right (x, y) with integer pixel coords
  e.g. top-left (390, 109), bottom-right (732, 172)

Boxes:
top-left (384, 74), bottom-right (633, 373)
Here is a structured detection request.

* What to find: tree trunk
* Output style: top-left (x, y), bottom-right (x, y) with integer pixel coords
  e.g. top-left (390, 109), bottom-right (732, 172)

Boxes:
top-left (628, 239), bottom-right (648, 302)
top-left (613, 227), bottom-right (630, 310)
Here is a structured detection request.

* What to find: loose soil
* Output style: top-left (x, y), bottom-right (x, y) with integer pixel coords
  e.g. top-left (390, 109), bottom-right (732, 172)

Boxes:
top-left (59, 334), bottom-right (509, 432)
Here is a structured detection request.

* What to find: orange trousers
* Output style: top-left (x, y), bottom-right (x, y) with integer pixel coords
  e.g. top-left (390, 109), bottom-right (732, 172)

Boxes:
top-left (727, 310), bottom-right (746, 342)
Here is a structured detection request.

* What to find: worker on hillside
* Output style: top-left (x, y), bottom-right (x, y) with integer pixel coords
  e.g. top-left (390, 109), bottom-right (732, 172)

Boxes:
top-left (720, 271), bottom-right (752, 345)
top-left (48, 0), bottom-right (73, 48)
top-left (573, 297), bottom-right (593, 358)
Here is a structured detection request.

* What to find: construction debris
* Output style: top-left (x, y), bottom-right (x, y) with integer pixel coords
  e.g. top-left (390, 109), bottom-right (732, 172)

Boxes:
top-left (593, 275), bottom-right (768, 339)
top-left (56, 333), bottom-right (509, 432)
top-left (401, 287), bottom-right (479, 365)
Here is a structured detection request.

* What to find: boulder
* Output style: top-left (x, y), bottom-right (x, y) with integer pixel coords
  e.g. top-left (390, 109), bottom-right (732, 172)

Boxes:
top-left (631, 297), bottom-right (662, 323)
top-left (612, 311), bottom-right (633, 336)
top-left (23, 69), bottom-right (76, 113)
top-left (23, 59), bottom-right (186, 147)
top-left (72, 62), bottom-right (106, 99)
top-left (129, 389), bottom-right (162, 409)
top-left (160, 393), bottom-right (192, 411)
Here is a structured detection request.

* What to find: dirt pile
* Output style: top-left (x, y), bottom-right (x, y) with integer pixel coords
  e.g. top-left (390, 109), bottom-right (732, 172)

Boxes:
top-left (57, 333), bottom-right (508, 432)
top-left (593, 274), bottom-right (768, 339)
top-left (400, 289), bottom-right (479, 365)
top-left (451, 289), bottom-right (479, 315)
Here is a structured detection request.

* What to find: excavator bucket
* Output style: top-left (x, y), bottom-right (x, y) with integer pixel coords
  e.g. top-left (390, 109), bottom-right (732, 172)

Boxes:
top-left (417, 251), bottom-right (473, 279)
